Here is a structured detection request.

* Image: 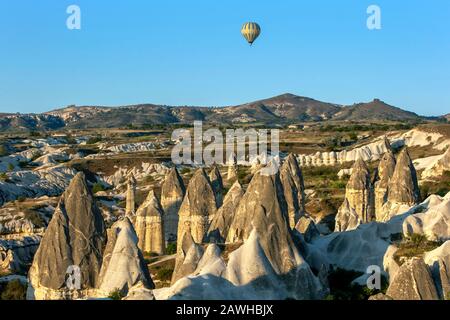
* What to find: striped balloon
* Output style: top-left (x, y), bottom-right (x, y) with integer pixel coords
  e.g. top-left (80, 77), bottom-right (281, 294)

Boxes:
top-left (241, 22), bottom-right (261, 45)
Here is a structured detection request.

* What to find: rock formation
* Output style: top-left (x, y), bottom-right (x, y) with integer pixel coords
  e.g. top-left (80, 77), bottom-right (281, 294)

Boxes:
top-left (27, 172), bottom-right (153, 300)
top-left (209, 166), bottom-right (224, 207)
top-left (402, 193), bottom-right (450, 241)
top-left (424, 241), bottom-right (450, 300)
top-left (422, 147), bottom-right (450, 180)
top-left (388, 148), bottom-right (421, 205)
top-left (98, 217), bottom-right (154, 296)
top-left (280, 154), bottom-right (306, 228)
top-left (171, 230), bottom-right (204, 284)
top-left (227, 154), bottom-right (238, 184)
top-left (160, 167), bottom-right (185, 242)
top-left (125, 173), bottom-right (137, 216)
top-left (374, 147), bottom-right (396, 219)
top-left (206, 181), bottom-right (244, 243)
top-left (134, 190), bottom-right (165, 255)
top-left (225, 168), bottom-right (325, 300)
top-left (177, 168), bottom-right (217, 251)
top-left (386, 257), bottom-right (439, 300)
top-left (380, 148), bottom-right (421, 221)
top-left (295, 216), bottom-right (319, 243)
top-left (334, 158), bottom-right (374, 232)
top-left (27, 172), bottom-right (107, 300)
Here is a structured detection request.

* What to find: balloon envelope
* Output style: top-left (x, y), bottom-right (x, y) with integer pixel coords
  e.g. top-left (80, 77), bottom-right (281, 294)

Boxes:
top-left (241, 22), bottom-right (261, 45)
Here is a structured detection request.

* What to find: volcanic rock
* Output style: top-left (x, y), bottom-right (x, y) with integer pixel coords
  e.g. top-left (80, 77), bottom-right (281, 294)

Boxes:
top-left (125, 174), bottom-right (137, 216)
top-left (207, 180), bottom-right (244, 243)
top-left (134, 190), bottom-right (165, 255)
top-left (98, 217), bottom-right (154, 296)
top-left (27, 172), bottom-right (106, 300)
top-left (374, 147), bottom-right (396, 219)
top-left (209, 166), bottom-right (224, 207)
top-left (386, 257), bottom-right (439, 300)
top-left (160, 167), bottom-right (185, 242)
top-left (177, 168), bottom-right (217, 250)
top-left (334, 158), bottom-right (374, 231)
top-left (280, 154), bottom-right (306, 228)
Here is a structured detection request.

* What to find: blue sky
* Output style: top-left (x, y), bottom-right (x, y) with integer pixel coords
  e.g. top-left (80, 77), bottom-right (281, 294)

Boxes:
top-left (0, 0), bottom-right (449, 116)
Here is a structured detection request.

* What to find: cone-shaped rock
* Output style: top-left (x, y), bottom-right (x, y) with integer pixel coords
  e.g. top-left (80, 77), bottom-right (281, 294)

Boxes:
top-left (226, 170), bottom-right (304, 275)
top-left (374, 148), bottom-right (396, 219)
top-left (334, 158), bottom-right (374, 232)
top-left (134, 190), bottom-right (165, 255)
top-left (171, 230), bottom-right (204, 284)
top-left (161, 167), bottom-right (185, 242)
top-left (209, 166), bottom-right (224, 207)
top-left (177, 168), bottom-right (217, 251)
top-left (125, 174), bottom-right (137, 216)
top-left (206, 181), bottom-right (244, 243)
top-left (280, 154), bottom-right (306, 228)
top-left (227, 153), bottom-right (238, 183)
top-left (27, 172), bottom-right (106, 300)
top-left (387, 148), bottom-right (421, 205)
top-left (98, 217), bottom-right (154, 296)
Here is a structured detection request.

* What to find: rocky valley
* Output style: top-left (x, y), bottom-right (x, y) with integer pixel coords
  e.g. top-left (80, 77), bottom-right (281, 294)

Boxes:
top-left (1, 96), bottom-right (450, 301)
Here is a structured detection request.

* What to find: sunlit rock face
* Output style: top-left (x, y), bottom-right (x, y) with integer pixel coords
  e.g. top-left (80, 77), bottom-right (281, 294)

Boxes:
top-left (374, 147), bottom-right (396, 220)
top-left (280, 154), bottom-right (306, 229)
top-left (160, 167), bottom-right (185, 243)
top-left (335, 158), bottom-right (374, 232)
top-left (27, 172), bottom-right (107, 300)
top-left (386, 257), bottom-right (439, 300)
top-left (134, 190), bottom-right (165, 255)
top-left (380, 148), bottom-right (421, 221)
top-left (125, 173), bottom-right (137, 216)
top-left (97, 217), bottom-right (154, 297)
top-left (422, 146), bottom-right (450, 179)
top-left (27, 173), bottom-right (153, 300)
top-left (177, 168), bottom-right (217, 251)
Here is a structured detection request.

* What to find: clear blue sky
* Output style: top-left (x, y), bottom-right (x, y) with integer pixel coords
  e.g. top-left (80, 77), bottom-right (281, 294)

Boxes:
top-left (1, 0), bottom-right (449, 116)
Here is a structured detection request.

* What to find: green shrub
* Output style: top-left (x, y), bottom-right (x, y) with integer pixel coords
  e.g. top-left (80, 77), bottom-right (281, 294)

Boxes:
top-left (92, 182), bottom-right (105, 194)
top-left (86, 136), bottom-right (102, 145)
top-left (0, 172), bottom-right (8, 182)
top-left (166, 242), bottom-right (177, 255)
top-left (108, 288), bottom-right (125, 300)
top-left (0, 280), bottom-right (27, 300)
top-left (156, 268), bottom-right (174, 282)
top-left (7, 163), bottom-right (14, 171)
top-left (0, 145), bottom-right (7, 157)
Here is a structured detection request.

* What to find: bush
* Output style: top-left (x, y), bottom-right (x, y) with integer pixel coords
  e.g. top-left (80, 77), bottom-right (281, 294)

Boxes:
top-left (7, 163), bottom-right (14, 171)
top-left (0, 172), bottom-right (8, 182)
top-left (156, 268), bottom-right (174, 282)
top-left (0, 145), bottom-right (7, 157)
top-left (0, 280), bottom-right (27, 300)
top-left (92, 182), bottom-right (105, 194)
top-left (166, 242), bottom-right (177, 255)
top-left (393, 233), bottom-right (442, 265)
top-left (108, 288), bottom-right (125, 300)
top-left (86, 136), bottom-right (102, 145)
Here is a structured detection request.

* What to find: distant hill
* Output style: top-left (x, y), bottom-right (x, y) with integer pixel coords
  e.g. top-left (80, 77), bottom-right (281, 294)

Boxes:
top-left (0, 94), bottom-right (428, 132)
top-left (332, 99), bottom-right (421, 121)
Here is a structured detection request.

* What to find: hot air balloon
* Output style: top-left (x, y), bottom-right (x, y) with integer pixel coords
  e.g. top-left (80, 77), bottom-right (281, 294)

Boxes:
top-left (241, 22), bottom-right (261, 45)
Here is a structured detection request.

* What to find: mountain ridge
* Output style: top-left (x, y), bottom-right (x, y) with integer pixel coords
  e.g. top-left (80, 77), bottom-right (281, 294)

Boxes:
top-left (0, 93), bottom-right (431, 132)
